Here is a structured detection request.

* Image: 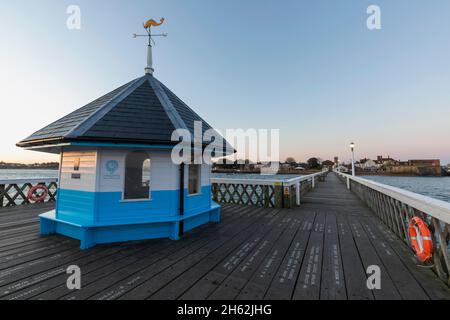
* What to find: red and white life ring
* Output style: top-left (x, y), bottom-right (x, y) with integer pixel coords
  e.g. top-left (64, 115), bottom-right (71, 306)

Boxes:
top-left (408, 216), bottom-right (433, 263)
top-left (27, 185), bottom-right (48, 203)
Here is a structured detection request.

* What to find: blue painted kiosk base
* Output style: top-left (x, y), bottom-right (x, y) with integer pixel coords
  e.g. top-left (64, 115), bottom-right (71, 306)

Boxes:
top-left (39, 203), bottom-right (221, 249)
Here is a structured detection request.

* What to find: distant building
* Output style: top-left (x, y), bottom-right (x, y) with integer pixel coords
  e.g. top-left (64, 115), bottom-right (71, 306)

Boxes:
top-left (280, 163), bottom-right (292, 169)
top-left (357, 158), bottom-right (381, 171)
top-left (322, 160), bottom-right (335, 168)
top-left (408, 159), bottom-right (441, 167)
top-left (377, 155), bottom-right (397, 166)
top-left (336, 165), bottom-right (349, 173)
top-left (385, 159), bottom-right (441, 176)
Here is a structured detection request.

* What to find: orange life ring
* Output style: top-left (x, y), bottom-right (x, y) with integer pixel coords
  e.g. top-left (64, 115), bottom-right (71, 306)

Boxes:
top-left (408, 216), bottom-right (433, 263)
top-left (27, 185), bottom-right (48, 203)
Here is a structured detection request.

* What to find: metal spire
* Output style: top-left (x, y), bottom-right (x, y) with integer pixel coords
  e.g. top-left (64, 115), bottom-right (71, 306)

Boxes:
top-left (133, 18), bottom-right (168, 75)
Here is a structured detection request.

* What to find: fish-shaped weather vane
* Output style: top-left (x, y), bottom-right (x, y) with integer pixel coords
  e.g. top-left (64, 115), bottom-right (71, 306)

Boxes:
top-left (133, 17), bottom-right (168, 45)
top-left (133, 18), bottom-right (168, 75)
top-left (143, 18), bottom-right (165, 29)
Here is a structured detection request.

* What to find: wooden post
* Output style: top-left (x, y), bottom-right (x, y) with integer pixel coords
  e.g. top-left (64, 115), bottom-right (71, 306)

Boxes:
top-left (283, 185), bottom-right (291, 209)
top-left (0, 184), bottom-right (4, 208)
top-left (347, 176), bottom-right (350, 190)
top-left (264, 186), bottom-right (270, 208)
top-left (290, 185), bottom-right (295, 207)
top-left (312, 176), bottom-right (315, 188)
top-left (39, 182), bottom-right (46, 203)
top-left (212, 184), bottom-right (218, 202)
top-left (296, 182), bottom-right (301, 206)
top-left (274, 182), bottom-right (283, 208)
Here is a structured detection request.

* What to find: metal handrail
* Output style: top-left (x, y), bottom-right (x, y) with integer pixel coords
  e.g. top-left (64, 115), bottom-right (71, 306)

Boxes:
top-left (0, 178), bottom-right (58, 185)
top-left (283, 170), bottom-right (328, 186)
top-left (211, 170), bottom-right (327, 187)
top-left (334, 170), bottom-right (450, 285)
top-left (211, 177), bottom-right (284, 186)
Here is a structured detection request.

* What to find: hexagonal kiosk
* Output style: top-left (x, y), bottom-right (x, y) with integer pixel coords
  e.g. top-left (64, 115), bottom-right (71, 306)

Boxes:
top-left (17, 64), bottom-right (233, 249)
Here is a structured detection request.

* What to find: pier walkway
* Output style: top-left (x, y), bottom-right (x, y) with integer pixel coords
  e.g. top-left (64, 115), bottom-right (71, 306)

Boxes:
top-left (0, 174), bottom-right (449, 300)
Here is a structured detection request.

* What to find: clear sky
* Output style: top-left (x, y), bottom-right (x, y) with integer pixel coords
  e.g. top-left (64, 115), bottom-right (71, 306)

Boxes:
top-left (1, 0), bottom-right (450, 164)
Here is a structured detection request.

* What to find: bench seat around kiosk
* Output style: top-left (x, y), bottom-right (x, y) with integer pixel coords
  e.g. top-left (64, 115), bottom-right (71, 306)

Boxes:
top-left (39, 202), bottom-right (221, 249)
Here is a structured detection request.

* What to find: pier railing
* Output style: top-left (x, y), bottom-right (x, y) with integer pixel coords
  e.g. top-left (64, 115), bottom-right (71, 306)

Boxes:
top-left (335, 171), bottom-right (450, 285)
top-left (0, 179), bottom-right (58, 207)
top-left (0, 172), bottom-right (328, 210)
top-left (211, 171), bottom-right (328, 208)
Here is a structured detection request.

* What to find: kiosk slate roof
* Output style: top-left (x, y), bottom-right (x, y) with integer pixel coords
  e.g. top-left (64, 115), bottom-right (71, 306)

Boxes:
top-left (17, 75), bottom-right (231, 152)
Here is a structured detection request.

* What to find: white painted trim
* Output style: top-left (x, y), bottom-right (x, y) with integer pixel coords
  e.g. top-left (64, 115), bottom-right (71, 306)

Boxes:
top-left (23, 143), bottom-right (71, 150)
top-left (148, 77), bottom-right (187, 130)
top-left (187, 193), bottom-right (202, 198)
top-left (210, 171), bottom-right (327, 187)
top-left (211, 177), bottom-right (277, 186)
top-left (0, 178), bottom-right (58, 185)
top-left (94, 149), bottom-right (102, 193)
top-left (58, 149), bottom-right (63, 190)
top-left (296, 182), bottom-right (301, 205)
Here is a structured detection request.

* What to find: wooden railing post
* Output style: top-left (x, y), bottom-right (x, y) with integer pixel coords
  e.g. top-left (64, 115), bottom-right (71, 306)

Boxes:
top-left (264, 186), bottom-right (270, 208)
top-left (212, 184), bottom-right (218, 202)
top-left (0, 184), bottom-right (4, 208)
top-left (296, 182), bottom-right (301, 206)
top-left (282, 184), bottom-right (291, 209)
top-left (274, 182), bottom-right (283, 208)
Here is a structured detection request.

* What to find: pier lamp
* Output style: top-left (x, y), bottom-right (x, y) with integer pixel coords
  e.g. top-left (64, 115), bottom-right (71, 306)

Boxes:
top-left (350, 142), bottom-right (355, 176)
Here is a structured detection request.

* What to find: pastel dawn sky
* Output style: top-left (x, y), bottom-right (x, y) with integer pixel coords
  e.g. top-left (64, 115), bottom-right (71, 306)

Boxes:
top-left (1, 0), bottom-right (449, 165)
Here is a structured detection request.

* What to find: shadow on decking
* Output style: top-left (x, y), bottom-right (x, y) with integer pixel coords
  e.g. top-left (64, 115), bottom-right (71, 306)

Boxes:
top-left (0, 177), bottom-right (449, 300)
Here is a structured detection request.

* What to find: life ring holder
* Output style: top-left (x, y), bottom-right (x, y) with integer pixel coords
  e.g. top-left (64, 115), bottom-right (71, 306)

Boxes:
top-left (27, 185), bottom-right (48, 203)
top-left (408, 216), bottom-right (433, 263)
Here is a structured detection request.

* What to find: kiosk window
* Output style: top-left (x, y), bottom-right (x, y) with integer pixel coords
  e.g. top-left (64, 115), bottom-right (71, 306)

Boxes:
top-left (188, 164), bottom-right (201, 195)
top-left (124, 151), bottom-right (151, 200)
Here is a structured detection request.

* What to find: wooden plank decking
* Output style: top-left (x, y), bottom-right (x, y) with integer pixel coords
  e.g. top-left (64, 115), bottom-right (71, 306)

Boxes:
top-left (0, 174), bottom-right (449, 300)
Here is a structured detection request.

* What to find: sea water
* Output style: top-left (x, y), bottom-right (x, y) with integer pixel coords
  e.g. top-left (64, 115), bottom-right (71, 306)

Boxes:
top-left (361, 175), bottom-right (450, 203)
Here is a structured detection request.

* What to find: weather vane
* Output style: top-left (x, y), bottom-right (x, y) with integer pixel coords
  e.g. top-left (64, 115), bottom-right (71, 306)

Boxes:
top-left (133, 18), bottom-right (168, 75)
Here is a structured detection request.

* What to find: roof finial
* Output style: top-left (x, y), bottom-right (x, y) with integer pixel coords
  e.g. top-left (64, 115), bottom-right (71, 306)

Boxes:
top-left (133, 18), bottom-right (168, 75)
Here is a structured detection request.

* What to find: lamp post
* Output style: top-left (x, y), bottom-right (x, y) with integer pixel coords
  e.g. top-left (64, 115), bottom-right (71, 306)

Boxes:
top-left (350, 142), bottom-right (355, 176)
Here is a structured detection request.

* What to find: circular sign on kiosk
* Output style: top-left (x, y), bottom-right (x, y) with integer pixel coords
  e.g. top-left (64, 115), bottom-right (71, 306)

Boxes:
top-left (104, 160), bottom-right (120, 180)
top-left (106, 160), bottom-right (119, 174)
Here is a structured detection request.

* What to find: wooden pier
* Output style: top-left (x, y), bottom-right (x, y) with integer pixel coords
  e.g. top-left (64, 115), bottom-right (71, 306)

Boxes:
top-left (0, 174), bottom-right (449, 300)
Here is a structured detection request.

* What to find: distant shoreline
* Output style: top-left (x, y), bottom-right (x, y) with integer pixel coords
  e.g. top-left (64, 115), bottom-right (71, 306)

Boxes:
top-left (0, 168), bottom-right (59, 170)
top-left (0, 162), bottom-right (59, 170)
